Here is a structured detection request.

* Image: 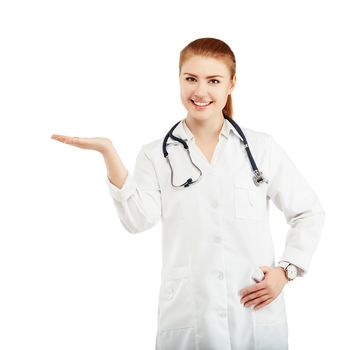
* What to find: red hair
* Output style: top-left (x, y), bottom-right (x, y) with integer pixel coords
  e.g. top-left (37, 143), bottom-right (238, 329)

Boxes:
top-left (179, 37), bottom-right (237, 119)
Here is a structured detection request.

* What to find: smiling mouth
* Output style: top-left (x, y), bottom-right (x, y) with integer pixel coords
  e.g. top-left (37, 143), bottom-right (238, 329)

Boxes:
top-left (191, 100), bottom-right (213, 107)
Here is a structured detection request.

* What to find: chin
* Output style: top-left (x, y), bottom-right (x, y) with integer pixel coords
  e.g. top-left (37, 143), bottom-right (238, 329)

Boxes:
top-left (187, 113), bottom-right (213, 122)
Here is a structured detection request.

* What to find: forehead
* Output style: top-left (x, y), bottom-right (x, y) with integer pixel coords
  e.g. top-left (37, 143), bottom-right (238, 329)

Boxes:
top-left (181, 55), bottom-right (229, 76)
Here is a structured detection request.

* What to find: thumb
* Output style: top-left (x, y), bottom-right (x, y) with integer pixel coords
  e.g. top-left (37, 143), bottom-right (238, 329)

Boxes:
top-left (259, 266), bottom-right (272, 274)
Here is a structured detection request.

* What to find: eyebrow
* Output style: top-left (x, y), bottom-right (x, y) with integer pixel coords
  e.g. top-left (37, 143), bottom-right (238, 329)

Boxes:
top-left (183, 73), bottom-right (224, 78)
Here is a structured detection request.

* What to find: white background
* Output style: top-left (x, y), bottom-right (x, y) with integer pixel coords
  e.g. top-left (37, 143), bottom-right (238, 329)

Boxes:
top-left (0, 0), bottom-right (349, 349)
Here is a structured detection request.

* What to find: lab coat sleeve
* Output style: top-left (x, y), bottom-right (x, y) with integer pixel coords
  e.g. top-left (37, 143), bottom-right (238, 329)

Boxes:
top-left (266, 135), bottom-right (326, 277)
top-left (106, 146), bottom-right (162, 234)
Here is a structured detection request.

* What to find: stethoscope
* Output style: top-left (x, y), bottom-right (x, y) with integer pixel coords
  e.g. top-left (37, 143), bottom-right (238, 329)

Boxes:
top-left (162, 114), bottom-right (269, 188)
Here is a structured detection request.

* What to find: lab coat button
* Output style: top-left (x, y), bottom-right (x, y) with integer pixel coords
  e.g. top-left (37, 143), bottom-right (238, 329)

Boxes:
top-left (217, 271), bottom-right (224, 280)
top-left (219, 311), bottom-right (227, 318)
top-left (214, 236), bottom-right (222, 243)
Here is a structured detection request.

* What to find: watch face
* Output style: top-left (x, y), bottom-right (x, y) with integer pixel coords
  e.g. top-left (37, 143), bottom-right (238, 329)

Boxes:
top-left (287, 265), bottom-right (298, 280)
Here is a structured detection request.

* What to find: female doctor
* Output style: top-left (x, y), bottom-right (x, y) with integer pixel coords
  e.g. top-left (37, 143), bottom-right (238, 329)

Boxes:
top-left (51, 37), bottom-right (325, 350)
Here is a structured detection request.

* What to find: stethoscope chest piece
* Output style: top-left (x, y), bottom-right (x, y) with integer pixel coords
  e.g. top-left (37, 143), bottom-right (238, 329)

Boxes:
top-left (252, 170), bottom-right (269, 187)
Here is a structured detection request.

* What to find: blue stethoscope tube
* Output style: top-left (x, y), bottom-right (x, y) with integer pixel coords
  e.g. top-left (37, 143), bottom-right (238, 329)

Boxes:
top-left (162, 114), bottom-right (269, 188)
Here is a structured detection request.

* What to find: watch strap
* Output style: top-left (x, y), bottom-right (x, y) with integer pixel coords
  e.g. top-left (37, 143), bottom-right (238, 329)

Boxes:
top-left (278, 260), bottom-right (298, 281)
top-left (278, 261), bottom-right (290, 269)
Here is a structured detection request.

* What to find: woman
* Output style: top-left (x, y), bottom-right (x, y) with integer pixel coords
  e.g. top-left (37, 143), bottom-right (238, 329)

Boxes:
top-left (51, 37), bottom-right (325, 350)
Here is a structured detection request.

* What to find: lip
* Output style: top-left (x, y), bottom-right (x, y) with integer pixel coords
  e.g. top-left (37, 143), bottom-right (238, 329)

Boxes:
top-left (191, 99), bottom-right (213, 110)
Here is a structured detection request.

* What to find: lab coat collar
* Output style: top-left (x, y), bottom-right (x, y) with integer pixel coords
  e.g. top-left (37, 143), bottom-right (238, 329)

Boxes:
top-left (165, 117), bottom-right (244, 145)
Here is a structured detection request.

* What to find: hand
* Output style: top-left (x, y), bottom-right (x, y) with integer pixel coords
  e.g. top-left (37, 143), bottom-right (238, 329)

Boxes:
top-left (51, 134), bottom-right (113, 154)
top-left (239, 266), bottom-right (288, 311)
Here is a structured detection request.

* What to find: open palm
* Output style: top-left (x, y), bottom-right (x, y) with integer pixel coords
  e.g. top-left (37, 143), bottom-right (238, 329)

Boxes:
top-left (51, 134), bottom-right (112, 153)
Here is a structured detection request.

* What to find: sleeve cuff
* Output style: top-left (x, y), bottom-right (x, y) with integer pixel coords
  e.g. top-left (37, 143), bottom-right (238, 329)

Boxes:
top-left (279, 246), bottom-right (310, 277)
top-left (278, 260), bottom-right (305, 277)
top-left (106, 171), bottom-right (137, 202)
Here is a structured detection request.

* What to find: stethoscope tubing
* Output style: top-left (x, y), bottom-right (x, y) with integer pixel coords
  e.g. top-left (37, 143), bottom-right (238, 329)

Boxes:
top-left (162, 115), bottom-right (268, 188)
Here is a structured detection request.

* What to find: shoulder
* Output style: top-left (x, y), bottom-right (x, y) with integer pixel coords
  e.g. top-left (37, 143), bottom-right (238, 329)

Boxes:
top-left (236, 125), bottom-right (285, 165)
top-left (141, 136), bottom-right (164, 152)
top-left (241, 126), bottom-right (296, 168)
top-left (137, 137), bottom-right (165, 163)
top-left (239, 125), bottom-right (274, 149)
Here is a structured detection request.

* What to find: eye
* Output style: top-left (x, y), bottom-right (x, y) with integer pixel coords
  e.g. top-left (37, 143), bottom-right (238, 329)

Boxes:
top-left (184, 77), bottom-right (220, 84)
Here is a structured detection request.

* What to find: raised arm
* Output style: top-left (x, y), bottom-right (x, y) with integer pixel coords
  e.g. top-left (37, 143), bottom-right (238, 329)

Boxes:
top-left (51, 134), bottom-right (162, 234)
top-left (104, 145), bottom-right (162, 234)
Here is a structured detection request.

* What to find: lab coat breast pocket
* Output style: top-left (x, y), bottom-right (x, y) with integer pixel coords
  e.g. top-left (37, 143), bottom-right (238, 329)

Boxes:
top-left (156, 266), bottom-right (196, 349)
top-left (234, 184), bottom-right (265, 220)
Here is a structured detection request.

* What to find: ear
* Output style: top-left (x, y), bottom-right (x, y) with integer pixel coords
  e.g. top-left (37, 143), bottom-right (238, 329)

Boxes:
top-left (229, 75), bottom-right (236, 94)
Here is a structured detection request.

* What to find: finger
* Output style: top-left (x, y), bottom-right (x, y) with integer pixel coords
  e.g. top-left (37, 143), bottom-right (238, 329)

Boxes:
top-left (51, 134), bottom-right (69, 143)
top-left (71, 137), bottom-right (80, 145)
top-left (245, 293), bottom-right (271, 308)
top-left (259, 266), bottom-right (272, 273)
top-left (242, 291), bottom-right (270, 306)
top-left (65, 136), bottom-right (82, 146)
top-left (253, 296), bottom-right (274, 311)
top-left (240, 280), bottom-right (266, 298)
top-left (241, 288), bottom-right (268, 305)
top-left (51, 135), bottom-right (80, 145)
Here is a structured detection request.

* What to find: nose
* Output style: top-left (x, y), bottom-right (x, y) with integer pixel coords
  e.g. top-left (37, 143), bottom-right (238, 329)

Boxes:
top-left (193, 80), bottom-right (209, 98)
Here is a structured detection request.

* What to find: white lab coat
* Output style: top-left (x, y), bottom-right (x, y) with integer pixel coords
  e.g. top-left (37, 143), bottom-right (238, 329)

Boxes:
top-left (106, 118), bottom-right (325, 350)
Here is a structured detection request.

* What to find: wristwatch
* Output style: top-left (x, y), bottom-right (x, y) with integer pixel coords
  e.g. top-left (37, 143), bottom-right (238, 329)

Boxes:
top-left (278, 261), bottom-right (298, 281)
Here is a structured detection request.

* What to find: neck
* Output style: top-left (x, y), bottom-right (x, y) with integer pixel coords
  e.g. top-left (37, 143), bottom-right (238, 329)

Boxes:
top-left (184, 114), bottom-right (225, 142)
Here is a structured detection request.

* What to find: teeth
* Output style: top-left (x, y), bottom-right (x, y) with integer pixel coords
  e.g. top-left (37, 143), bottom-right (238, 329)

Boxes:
top-left (193, 100), bottom-right (211, 106)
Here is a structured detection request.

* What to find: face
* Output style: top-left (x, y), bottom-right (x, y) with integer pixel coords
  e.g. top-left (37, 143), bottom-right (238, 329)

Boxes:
top-left (179, 55), bottom-right (235, 121)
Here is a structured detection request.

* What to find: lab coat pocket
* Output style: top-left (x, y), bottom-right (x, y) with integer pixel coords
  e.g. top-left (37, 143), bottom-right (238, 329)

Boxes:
top-left (156, 327), bottom-right (196, 350)
top-left (253, 287), bottom-right (287, 325)
top-left (234, 185), bottom-right (264, 220)
top-left (158, 266), bottom-right (195, 332)
top-left (157, 266), bottom-right (196, 349)
top-left (254, 320), bottom-right (289, 350)
top-left (252, 276), bottom-right (289, 350)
